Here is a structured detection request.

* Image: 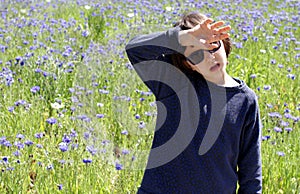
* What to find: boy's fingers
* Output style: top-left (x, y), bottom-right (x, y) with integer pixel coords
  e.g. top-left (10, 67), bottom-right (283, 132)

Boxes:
top-left (203, 18), bottom-right (214, 26)
top-left (206, 33), bottom-right (230, 44)
top-left (218, 26), bottom-right (231, 33)
top-left (210, 21), bottom-right (225, 29)
top-left (212, 26), bottom-right (231, 37)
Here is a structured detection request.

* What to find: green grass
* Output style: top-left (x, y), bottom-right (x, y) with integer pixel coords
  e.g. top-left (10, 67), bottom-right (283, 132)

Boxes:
top-left (0, 0), bottom-right (299, 193)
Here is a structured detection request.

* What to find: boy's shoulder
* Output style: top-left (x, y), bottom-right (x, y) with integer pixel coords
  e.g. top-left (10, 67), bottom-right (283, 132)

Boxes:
top-left (237, 79), bottom-right (259, 105)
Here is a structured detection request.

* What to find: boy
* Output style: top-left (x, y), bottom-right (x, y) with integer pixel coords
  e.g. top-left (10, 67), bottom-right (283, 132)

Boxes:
top-left (125, 12), bottom-right (262, 193)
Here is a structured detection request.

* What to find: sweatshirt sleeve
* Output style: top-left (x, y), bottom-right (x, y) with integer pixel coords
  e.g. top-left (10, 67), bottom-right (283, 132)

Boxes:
top-left (125, 26), bottom-right (186, 64)
top-left (237, 96), bottom-right (262, 194)
top-left (125, 27), bottom-right (188, 100)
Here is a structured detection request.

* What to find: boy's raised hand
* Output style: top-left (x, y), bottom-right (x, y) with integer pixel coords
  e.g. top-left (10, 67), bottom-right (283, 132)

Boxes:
top-left (178, 18), bottom-right (231, 52)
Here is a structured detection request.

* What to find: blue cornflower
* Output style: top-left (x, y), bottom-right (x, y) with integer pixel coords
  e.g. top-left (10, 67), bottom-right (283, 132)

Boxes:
top-left (36, 144), bottom-right (43, 148)
top-left (262, 135), bottom-right (270, 141)
top-left (24, 140), bottom-right (33, 146)
top-left (149, 102), bottom-right (156, 107)
top-left (15, 99), bottom-right (26, 106)
top-left (86, 145), bottom-right (97, 155)
top-left (46, 117), bottom-right (57, 125)
top-left (14, 141), bottom-right (24, 149)
top-left (16, 134), bottom-right (24, 139)
top-left (278, 64), bottom-right (284, 68)
top-left (3, 140), bottom-right (12, 147)
top-left (35, 132), bottom-right (44, 139)
top-left (62, 51), bottom-right (70, 57)
top-left (32, 32), bottom-right (38, 38)
top-left (69, 88), bottom-right (75, 93)
top-left (82, 30), bottom-right (89, 37)
top-left (57, 184), bottom-right (63, 190)
top-left (59, 142), bottom-right (68, 152)
top-left (8, 106), bottom-right (14, 112)
top-left (46, 164), bottom-right (53, 170)
top-left (138, 121), bottom-right (146, 129)
top-left (287, 74), bottom-right (295, 80)
top-left (268, 112), bottom-right (282, 118)
top-left (70, 106), bottom-right (76, 112)
top-left (42, 55), bottom-right (48, 61)
top-left (35, 68), bottom-right (42, 73)
top-left (121, 83), bottom-right (127, 88)
top-left (81, 53), bottom-right (86, 60)
top-left (0, 136), bottom-right (6, 145)
top-left (115, 162), bottom-right (123, 170)
top-left (280, 120), bottom-right (289, 127)
top-left (83, 132), bottom-right (90, 139)
top-left (71, 143), bottom-right (78, 149)
top-left (13, 150), bottom-right (21, 156)
top-left (132, 155), bottom-right (136, 161)
top-left (101, 140), bottom-right (110, 145)
top-left (235, 42), bottom-right (243, 48)
top-left (263, 85), bottom-right (271, 90)
top-left (82, 158), bottom-right (92, 164)
top-left (274, 127), bottom-right (282, 133)
top-left (70, 129), bottom-right (77, 138)
top-left (270, 59), bottom-right (276, 64)
top-left (277, 151), bottom-right (285, 157)
top-left (122, 149), bottom-right (130, 155)
top-left (2, 156), bottom-right (8, 163)
top-left (121, 130), bottom-right (128, 135)
top-left (15, 56), bottom-right (22, 63)
top-left (30, 86), bottom-right (40, 94)
top-left (285, 128), bottom-right (293, 132)
top-left (42, 71), bottom-right (49, 77)
top-left (62, 134), bottom-right (71, 143)
top-left (96, 114), bottom-right (104, 118)
top-left (6, 167), bottom-right (14, 171)
top-left (77, 115), bottom-right (91, 122)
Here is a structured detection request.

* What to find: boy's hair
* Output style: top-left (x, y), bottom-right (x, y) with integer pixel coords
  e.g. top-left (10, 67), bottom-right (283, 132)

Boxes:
top-left (171, 12), bottom-right (232, 73)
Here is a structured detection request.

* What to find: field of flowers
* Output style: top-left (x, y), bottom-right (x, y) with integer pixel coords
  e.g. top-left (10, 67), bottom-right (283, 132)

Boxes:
top-left (0, 0), bottom-right (299, 193)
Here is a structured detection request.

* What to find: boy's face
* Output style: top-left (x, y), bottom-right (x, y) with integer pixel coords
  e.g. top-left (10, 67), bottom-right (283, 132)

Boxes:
top-left (186, 41), bottom-right (228, 81)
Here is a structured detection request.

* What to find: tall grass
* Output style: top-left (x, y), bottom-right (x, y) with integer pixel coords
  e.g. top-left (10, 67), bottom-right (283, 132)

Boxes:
top-left (0, 0), bottom-right (299, 193)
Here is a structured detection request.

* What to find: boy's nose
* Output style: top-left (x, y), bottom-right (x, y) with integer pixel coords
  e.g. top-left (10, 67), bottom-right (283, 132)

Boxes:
top-left (210, 52), bottom-right (216, 59)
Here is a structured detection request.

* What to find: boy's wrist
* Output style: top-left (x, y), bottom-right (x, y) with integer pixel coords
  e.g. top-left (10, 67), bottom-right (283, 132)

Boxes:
top-left (169, 27), bottom-right (186, 55)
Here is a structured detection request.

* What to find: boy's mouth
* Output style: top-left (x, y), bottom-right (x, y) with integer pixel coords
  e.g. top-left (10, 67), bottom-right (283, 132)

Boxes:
top-left (210, 63), bottom-right (220, 72)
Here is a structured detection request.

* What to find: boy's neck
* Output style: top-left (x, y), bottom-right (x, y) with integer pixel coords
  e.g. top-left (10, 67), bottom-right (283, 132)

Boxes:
top-left (204, 72), bottom-right (239, 87)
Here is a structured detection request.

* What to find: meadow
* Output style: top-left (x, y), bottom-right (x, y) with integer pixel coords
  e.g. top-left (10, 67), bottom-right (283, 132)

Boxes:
top-left (0, 0), bottom-right (299, 193)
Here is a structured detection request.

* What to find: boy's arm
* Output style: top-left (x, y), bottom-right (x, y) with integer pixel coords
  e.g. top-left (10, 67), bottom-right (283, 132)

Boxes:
top-left (125, 18), bottom-right (231, 65)
top-left (125, 26), bottom-right (186, 65)
top-left (238, 97), bottom-right (262, 194)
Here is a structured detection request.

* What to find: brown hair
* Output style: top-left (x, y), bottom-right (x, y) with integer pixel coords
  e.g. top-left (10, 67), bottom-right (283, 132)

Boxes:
top-left (171, 12), bottom-right (232, 73)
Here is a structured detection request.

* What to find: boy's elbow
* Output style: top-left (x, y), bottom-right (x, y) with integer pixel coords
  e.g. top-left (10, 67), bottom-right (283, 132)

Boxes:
top-left (238, 178), bottom-right (262, 194)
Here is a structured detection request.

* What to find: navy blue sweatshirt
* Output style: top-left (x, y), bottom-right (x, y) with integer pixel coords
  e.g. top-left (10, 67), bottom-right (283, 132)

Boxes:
top-left (125, 27), bottom-right (262, 194)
